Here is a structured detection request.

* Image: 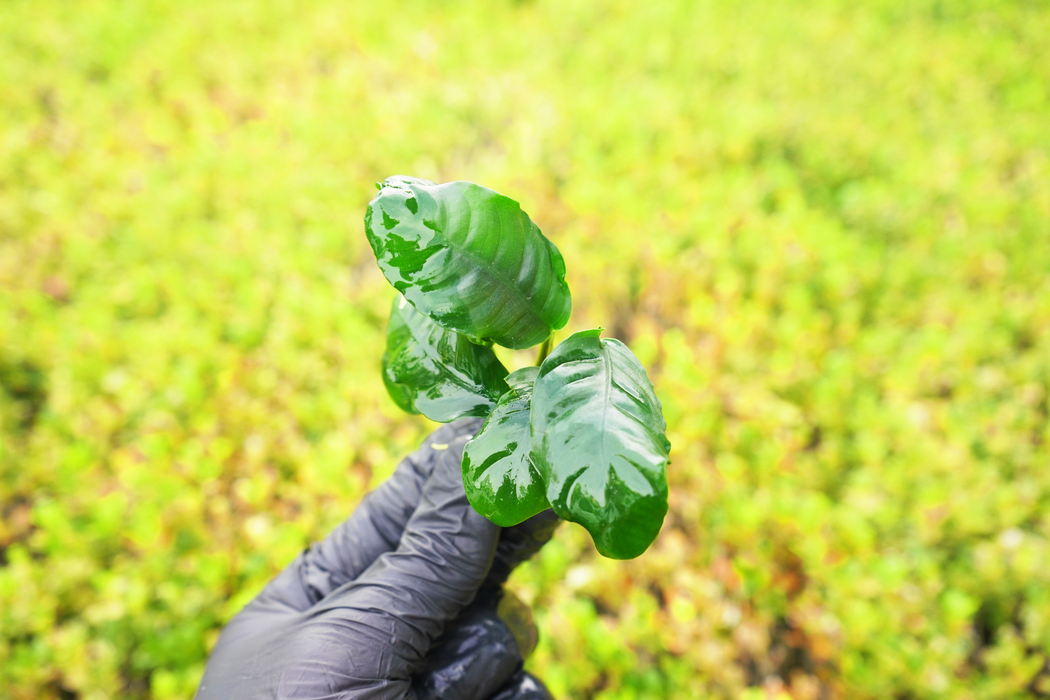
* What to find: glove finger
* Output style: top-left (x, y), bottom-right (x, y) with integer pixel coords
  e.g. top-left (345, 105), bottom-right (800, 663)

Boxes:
top-left (489, 671), bottom-right (555, 700)
top-left (411, 605), bottom-right (522, 700)
top-left (248, 418), bottom-right (484, 614)
top-left (307, 432), bottom-right (501, 685)
top-left (483, 509), bottom-right (561, 590)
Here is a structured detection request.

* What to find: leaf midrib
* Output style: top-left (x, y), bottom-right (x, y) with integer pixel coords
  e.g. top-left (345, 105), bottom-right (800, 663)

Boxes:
top-left (434, 187), bottom-right (553, 333)
top-left (579, 342), bottom-right (659, 500)
top-left (598, 340), bottom-right (612, 473)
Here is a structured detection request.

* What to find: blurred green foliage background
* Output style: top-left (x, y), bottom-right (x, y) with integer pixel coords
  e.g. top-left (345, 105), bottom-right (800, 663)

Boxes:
top-left (1, 0), bottom-right (1049, 697)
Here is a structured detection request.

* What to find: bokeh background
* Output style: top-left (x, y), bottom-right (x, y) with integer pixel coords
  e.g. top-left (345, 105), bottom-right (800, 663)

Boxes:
top-left (2, 0), bottom-right (1049, 698)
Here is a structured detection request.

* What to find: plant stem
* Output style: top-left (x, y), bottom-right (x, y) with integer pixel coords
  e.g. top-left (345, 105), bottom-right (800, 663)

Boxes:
top-left (535, 334), bottom-right (553, 366)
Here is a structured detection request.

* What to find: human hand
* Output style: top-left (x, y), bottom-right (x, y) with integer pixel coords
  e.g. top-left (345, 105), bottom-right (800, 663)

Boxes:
top-left (195, 418), bottom-right (558, 699)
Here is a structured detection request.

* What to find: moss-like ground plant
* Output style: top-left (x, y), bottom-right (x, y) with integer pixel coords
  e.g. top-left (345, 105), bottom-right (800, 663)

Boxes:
top-left (365, 176), bottom-right (670, 559)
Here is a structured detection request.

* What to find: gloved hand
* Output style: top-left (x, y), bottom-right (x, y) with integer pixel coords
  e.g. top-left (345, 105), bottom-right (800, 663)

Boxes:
top-left (195, 418), bottom-right (558, 700)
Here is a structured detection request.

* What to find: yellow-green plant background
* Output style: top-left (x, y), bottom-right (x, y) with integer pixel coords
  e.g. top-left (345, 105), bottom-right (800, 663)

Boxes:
top-left (2, 0), bottom-right (1049, 698)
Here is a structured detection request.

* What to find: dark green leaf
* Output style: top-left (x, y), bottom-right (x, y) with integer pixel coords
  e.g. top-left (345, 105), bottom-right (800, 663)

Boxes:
top-left (530, 329), bottom-right (670, 559)
top-left (462, 367), bottom-right (549, 527)
top-left (365, 176), bottom-right (572, 350)
top-left (382, 295), bottom-right (510, 422)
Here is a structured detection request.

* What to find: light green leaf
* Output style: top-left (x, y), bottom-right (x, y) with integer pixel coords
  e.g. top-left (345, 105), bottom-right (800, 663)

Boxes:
top-left (462, 367), bottom-right (549, 526)
top-left (365, 176), bottom-right (572, 350)
top-left (382, 295), bottom-right (509, 422)
top-left (530, 329), bottom-right (670, 559)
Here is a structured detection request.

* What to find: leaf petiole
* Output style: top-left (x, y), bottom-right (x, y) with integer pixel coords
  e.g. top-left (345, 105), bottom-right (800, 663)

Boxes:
top-left (535, 334), bottom-right (553, 366)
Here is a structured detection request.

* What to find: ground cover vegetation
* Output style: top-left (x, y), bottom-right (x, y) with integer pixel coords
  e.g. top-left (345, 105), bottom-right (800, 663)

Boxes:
top-left (0, 0), bottom-right (1048, 697)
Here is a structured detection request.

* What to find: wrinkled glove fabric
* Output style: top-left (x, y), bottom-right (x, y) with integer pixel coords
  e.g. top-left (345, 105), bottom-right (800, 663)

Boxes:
top-left (196, 419), bottom-right (554, 700)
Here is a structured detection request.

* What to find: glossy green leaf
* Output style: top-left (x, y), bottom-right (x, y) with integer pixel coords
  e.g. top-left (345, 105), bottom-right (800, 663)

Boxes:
top-left (530, 329), bottom-right (670, 559)
top-left (462, 367), bottom-right (549, 527)
top-left (365, 176), bottom-right (572, 350)
top-left (382, 295), bottom-right (510, 422)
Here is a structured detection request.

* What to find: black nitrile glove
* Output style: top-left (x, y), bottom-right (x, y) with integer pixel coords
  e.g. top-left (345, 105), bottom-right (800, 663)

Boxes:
top-left (195, 418), bottom-right (557, 700)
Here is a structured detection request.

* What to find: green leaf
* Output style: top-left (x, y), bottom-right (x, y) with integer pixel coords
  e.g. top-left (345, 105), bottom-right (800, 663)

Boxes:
top-left (382, 295), bottom-right (510, 422)
top-left (365, 176), bottom-right (572, 350)
top-left (530, 329), bottom-right (670, 559)
top-left (462, 367), bottom-right (549, 527)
